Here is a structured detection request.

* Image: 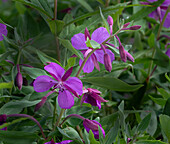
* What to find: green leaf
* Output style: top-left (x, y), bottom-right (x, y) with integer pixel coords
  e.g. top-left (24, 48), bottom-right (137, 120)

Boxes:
top-left (81, 77), bottom-right (143, 92)
top-left (36, 50), bottom-right (61, 65)
top-left (163, 98), bottom-right (170, 116)
top-left (0, 100), bottom-right (41, 114)
top-left (118, 101), bottom-right (125, 130)
top-left (105, 119), bottom-right (119, 144)
top-left (22, 66), bottom-right (48, 79)
top-left (135, 140), bottom-right (167, 144)
top-left (13, 0), bottom-right (52, 18)
top-left (98, 125), bottom-right (104, 144)
top-left (59, 38), bottom-right (84, 60)
top-left (165, 73), bottom-right (170, 82)
top-left (149, 95), bottom-right (166, 106)
top-left (77, 0), bottom-right (94, 12)
top-left (0, 81), bottom-right (13, 89)
top-left (159, 114), bottom-right (170, 142)
top-left (137, 113), bottom-right (151, 133)
top-left (148, 33), bottom-right (155, 48)
top-left (89, 130), bottom-right (100, 144)
top-left (157, 87), bottom-right (170, 100)
top-left (0, 131), bottom-right (39, 144)
top-left (15, 1), bottom-right (26, 14)
top-left (86, 39), bottom-right (100, 49)
top-left (99, 7), bottom-right (110, 34)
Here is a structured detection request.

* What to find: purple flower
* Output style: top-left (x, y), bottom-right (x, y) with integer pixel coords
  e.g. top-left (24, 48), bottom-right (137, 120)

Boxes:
top-left (165, 48), bottom-right (170, 58)
top-left (81, 88), bottom-right (108, 109)
top-left (33, 63), bottom-right (83, 109)
top-left (83, 119), bottom-right (105, 139)
top-left (142, 0), bottom-right (170, 28)
top-left (15, 72), bottom-right (23, 90)
top-left (0, 23), bottom-right (8, 41)
top-left (44, 139), bottom-right (73, 144)
top-left (71, 27), bottom-right (115, 73)
top-left (0, 114), bottom-right (7, 131)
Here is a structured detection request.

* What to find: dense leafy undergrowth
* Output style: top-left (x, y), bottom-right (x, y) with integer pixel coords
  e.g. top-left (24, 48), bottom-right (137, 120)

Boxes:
top-left (0, 0), bottom-right (170, 144)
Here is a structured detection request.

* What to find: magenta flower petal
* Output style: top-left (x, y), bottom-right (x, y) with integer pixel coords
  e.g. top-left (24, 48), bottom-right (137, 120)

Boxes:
top-left (79, 57), bottom-right (94, 73)
top-left (91, 27), bottom-right (110, 44)
top-left (94, 50), bottom-right (105, 64)
top-left (165, 48), bottom-right (170, 58)
top-left (58, 90), bottom-right (74, 109)
top-left (71, 33), bottom-right (88, 50)
top-left (63, 84), bottom-right (79, 98)
top-left (83, 119), bottom-right (105, 139)
top-left (64, 77), bottom-right (83, 95)
top-left (148, 11), bottom-right (159, 20)
top-left (57, 140), bottom-right (73, 144)
top-left (106, 49), bottom-right (115, 62)
top-left (44, 63), bottom-right (65, 81)
top-left (62, 67), bottom-right (73, 81)
top-left (161, 11), bottom-right (170, 28)
top-left (126, 51), bottom-right (134, 62)
top-left (33, 75), bottom-right (57, 92)
top-left (0, 23), bottom-right (8, 41)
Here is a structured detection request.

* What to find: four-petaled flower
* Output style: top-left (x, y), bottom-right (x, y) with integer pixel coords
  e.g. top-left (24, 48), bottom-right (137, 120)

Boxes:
top-left (81, 88), bottom-right (108, 109)
top-left (44, 139), bottom-right (73, 144)
top-left (0, 23), bottom-right (8, 41)
top-left (83, 119), bottom-right (105, 139)
top-left (71, 27), bottom-right (115, 73)
top-left (33, 62), bottom-right (83, 109)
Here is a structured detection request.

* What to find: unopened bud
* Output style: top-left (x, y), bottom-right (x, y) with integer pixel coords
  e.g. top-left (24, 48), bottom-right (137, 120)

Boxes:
top-left (107, 16), bottom-right (113, 26)
top-left (83, 119), bottom-right (98, 131)
top-left (15, 72), bottom-right (23, 90)
top-left (119, 45), bottom-right (127, 62)
top-left (165, 48), bottom-right (170, 58)
top-left (34, 96), bottom-right (47, 112)
top-left (126, 51), bottom-right (134, 62)
top-left (85, 27), bottom-right (91, 41)
top-left (123, 22), bottom-right (130, 28)
top-left (129, 25), bottom-right (141, 30)
top-left (104, 53), bottom-right (112, 72)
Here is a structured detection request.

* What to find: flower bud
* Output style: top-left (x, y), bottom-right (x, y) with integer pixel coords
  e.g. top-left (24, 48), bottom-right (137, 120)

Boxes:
top-left (119, 45), bottom-right (127, 62)
top-left (126, 51), bottom-right (134, 62)
top-left (129, 25), bottom-right (141, 30)
top-left (123, 22), bottom-right (130, 28)
top-left (85, 27), bottom-right (91, 41)
top-left (34, 96), bottom-right (47, 112)
top-left (107, 16), bottom-right (113, 26)
top-left (165, 48), bottom-right (170, 58)
top-left (104, 53), bottom-right (112, 72)
top-left (15, 72), bottom-right (23, 90)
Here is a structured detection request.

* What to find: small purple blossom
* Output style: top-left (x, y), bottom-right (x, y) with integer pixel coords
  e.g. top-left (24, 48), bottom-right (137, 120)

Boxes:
top-left (141, 0), bottom-right (170, 28)
top-left (33, 63), bottom-right (83, 109)
top-left (83, 119), bottom-right (105, 139)
top-left (71, 27), bottom-right (115, 73)
top-left (0, 114), bottom-right (7, 131)
top-left (81, 88), bottom-right (108, 109)
top-left (165, 48), bottom-right (170, 58)
top-left (107, 15), bottom-right (113, 35)
top-left (44, 139), bottom-right (73, 144)
top-left (0, 23), bottom-right (8, 41)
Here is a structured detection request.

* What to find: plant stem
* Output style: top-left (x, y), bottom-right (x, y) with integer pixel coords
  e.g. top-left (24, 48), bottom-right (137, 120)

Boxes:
top-left (76, 49), bottom-right (96, 77)
top-left (54, 0), bottom-right (57, 20)
top-left (7, 114), bottom-right (46, 139)
top-left (16, 49), bottom-right (22, 65)
top-left (59, 114), bottom-right (85, 127)
top-left (52, 98), bottom-right (57, 127)
top-left (53, 108), bottom-right (65, 130)
top-left (157, 5), bottom-right (170, 40)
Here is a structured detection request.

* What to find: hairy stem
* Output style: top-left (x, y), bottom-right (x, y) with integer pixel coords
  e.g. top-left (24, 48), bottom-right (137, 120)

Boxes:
top-left (59, 114), bottom-right (85, 127)
top-left (54, 0), bottom-right (57, 20)
top-left (53, 109), bottom-right (65, 130)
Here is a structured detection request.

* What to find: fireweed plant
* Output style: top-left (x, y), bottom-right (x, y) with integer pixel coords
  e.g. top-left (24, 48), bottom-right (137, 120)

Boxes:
top-left (0, 0), bottom-right (170, 144)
